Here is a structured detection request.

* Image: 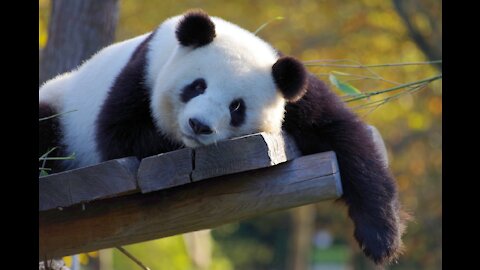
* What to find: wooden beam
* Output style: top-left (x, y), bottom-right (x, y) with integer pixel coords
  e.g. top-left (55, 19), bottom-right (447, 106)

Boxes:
top-left (137, 148), bottom-right (193, 192)
top-left (39, 151), bottom-right (342, 259)
top-left (192, 132), bottom-right (301, 181)
top-left (39, 157), bottom-right (139, 211)
top-left (39, 132), bottom-right (300, 210)
top-left (137, 132), bottom-right (301, 193)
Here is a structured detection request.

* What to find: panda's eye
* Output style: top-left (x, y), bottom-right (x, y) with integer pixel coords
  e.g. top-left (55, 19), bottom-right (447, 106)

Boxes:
top-left (229, 98), bottom-right (246, 127)
top-left (193, 79), bottom-right (206, 93)
top-left (180, 78), bottom-right (207, 103)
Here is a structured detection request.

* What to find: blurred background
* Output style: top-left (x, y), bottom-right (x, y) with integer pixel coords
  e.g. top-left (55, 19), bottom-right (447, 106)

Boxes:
top-left (39, 0), bottom-right (441, 269)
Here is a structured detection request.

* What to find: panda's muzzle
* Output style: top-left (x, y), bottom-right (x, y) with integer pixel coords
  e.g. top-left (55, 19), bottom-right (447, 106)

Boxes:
top-left (189, 118), bottom-right (213, 135)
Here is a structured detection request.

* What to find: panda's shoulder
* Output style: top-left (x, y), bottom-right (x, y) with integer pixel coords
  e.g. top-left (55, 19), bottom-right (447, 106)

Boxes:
top-left (39, 72), bottom-right (74, 112)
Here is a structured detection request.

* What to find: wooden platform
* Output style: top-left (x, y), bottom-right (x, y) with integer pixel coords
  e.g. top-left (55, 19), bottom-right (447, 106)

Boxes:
top-left (39, 132), bottom-right (343, 259)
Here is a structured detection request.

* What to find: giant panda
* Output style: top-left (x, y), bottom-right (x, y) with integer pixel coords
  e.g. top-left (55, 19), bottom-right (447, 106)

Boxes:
top-left (39, 10), bottom-right (407, 265)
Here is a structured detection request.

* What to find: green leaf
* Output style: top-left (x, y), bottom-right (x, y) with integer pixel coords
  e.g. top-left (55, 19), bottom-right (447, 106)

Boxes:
top-left (329, 74), bottom-right (361, 95)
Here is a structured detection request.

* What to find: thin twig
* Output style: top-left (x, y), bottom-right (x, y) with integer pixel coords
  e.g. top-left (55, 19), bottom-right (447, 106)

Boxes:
top-left (355, 84), bottom-right (427, 118)
top-left (116, 246), bottom-right (152, 270)
top-left (352, 82), bottom-right (427, 110)
top-left (39, 156), bottom-right (76, 161)
top-left (316, 72), bottom-right (401, 85)
top-left (304, 60), bottom-right (442, 68)
top-left (310, 59), bottom-right (402, 85)
top-left (254, 16), bottom-right (284, 35)
top-left (359, 85), bottom-right (425, 118)
top-left (40, 147), bottom-right (58, 176)
top-left (39, 109), bottom-right (78, 121)
top-left (343, 74), bottom-right (441, 102)
top-left (39, 147), bottom-right (58, 159)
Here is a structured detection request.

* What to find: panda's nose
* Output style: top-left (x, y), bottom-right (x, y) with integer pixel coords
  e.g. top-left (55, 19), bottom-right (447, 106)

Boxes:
top-left (189, 118), bottom-right (213, 135)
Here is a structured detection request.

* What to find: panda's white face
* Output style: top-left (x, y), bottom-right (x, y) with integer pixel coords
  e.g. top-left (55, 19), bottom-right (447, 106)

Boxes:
top-left (150, 16), bottom-right (287, 148)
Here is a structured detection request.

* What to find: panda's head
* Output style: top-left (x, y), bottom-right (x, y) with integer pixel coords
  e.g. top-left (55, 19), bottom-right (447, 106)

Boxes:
top-left (151, 10), bottom-right (307, 147)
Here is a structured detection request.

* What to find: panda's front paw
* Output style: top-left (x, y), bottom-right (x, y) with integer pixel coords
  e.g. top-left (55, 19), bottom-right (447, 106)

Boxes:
top-left (353, 212), bottom-right (403, 265)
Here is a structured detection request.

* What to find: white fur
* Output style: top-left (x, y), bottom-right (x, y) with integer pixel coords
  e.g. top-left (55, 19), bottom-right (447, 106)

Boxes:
top-left (39, 14), bottom-right (286, 169)
top-left (40, 34), bottom-right (151, 169)
top-left (149, 16), bottom-right (285, 147)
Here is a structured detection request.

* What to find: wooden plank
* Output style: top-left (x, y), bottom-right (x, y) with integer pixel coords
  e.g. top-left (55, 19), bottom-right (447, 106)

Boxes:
top-left (39, 151), bottom-right (342, 259)
top-left (137, 148), bottom-right (193, 193)
top-left (39, 157), bottom-right (139, 211)
top-left (137, 132), bottom-right (301, 193)
top-left (192, 132), bottom-right (301, 181)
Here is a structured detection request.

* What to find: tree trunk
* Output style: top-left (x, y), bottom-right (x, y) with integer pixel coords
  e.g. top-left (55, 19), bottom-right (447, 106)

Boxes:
top-left (392, 0), bottom-right (442, 71)
top-left (39, 0), bottom-right (119, 85)
top-left (39, 2), bottom-right (119, 269)
top-left (288, 205), bottom-right (316, 270)
top-left (183, 230), bottom-right (212, 270)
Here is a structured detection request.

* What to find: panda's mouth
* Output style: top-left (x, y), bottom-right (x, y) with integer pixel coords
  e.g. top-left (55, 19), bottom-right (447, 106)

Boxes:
top-left (181, 133), bottom-right (205, 147)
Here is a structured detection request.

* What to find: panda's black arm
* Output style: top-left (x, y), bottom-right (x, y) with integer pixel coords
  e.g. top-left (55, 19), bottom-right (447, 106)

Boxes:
top-left (282, 74), bottom-right (407, 265)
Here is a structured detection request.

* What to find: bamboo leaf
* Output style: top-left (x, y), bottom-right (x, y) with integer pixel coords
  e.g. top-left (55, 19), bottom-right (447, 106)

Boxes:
top-left (329, 74), bottom-right (361, 95)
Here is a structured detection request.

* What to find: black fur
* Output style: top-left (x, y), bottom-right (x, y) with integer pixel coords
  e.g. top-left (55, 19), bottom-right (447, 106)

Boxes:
top-left (283, 73), bottom-right (407, 264)
top-left (229, 98), bottom-right (246, 127)
top-left (176, 10), bottom-right (216, 48)
top-left (39, 103), bottom-right (64, 173)
top-left (272, 56), bottom-right (307, 102)
top-left (95, 31), bottom-right (183, 161)
top-left (180, 78), bottom-right (207, 103)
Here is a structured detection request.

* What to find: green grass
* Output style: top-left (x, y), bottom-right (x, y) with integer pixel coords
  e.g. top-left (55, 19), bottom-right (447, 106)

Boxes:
top-left (311, 245), bottom-right (350, 263)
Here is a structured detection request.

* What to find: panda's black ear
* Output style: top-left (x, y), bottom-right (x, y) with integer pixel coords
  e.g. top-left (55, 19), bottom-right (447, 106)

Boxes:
top-left (272, 56), bottom-right (308, 102)
top-left (176, 9), bottom-right (216, 48)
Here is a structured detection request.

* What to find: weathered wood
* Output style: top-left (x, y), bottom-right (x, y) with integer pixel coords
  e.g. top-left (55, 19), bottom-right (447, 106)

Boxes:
top-left (39, 128), bottom-right (382, 211)
top-left (192, 132), bottom-right (301, 181)
top-left (39, 157), bottom-right (139, 211)
top-left (137, 132), bottom-right (301, 193)
top-left (137, 148), bottom-right (193, 193)
top-left (40, 132), bottom-right (300, 210)
top-left (39, 151), bottom-right (342, 259)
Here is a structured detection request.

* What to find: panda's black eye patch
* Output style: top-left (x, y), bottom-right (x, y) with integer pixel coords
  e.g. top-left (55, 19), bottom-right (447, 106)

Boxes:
top-left (229, 98), bottom-right (246, 127)
top-left (181, 78), bottom-right (207, 103)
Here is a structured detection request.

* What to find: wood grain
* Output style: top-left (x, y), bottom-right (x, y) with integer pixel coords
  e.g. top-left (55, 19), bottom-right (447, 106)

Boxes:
top-left (39, 157), bottom-right (139, 211)
top-left (137, 132), bottom-right (301, 193)
top-left (137, 148), bottom-right (193, 193)
top-left (192, 132), bottom-right (301, 181)
top-left (39, 151), bottom-right (342, 259)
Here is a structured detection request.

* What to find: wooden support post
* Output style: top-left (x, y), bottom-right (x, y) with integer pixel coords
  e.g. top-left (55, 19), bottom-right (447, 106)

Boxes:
top-left (39, 151), bottom-right (342, 259)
